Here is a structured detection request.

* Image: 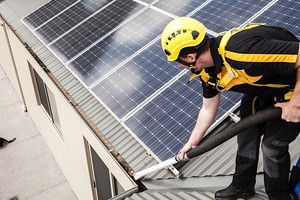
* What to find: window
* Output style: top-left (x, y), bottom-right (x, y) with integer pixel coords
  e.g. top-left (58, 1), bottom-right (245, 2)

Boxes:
top-left (90, 145), bottom-right (112, 200)
top-left (112, 176), bottom-right (125, 196)
top-left (30, 63), bottom-right (61, 133)
top-left (47, 86), bottom-right (61, 130)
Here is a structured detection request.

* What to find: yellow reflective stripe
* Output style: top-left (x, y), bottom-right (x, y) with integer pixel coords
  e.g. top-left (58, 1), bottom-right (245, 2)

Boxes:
top-left (235, 69), bottom-right (289, 88)
top-left (238, 77), bottom-right (290, 88)
top-left (225, 51), bottom-right (298, 63)
top-left (284, 91), bottom-right (293, 100)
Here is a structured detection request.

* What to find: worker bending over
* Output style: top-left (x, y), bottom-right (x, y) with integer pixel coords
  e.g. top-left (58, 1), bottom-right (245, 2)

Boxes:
top-left (161, 17), bottom-right (300, 200)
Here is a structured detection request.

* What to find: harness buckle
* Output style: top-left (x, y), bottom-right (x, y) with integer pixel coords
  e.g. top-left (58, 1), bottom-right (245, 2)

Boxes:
top-left (216, 80), bottom-right (226, 92)
top-left (206, 77), bottom-right (226, 92)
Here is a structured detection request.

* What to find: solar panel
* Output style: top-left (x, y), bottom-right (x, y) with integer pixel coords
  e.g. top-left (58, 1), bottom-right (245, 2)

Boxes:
top-left (138, 0), bottom-right (156, 4)
top-left (49, 0), bottom-right (143, 63)
top-left (253, 0), bottom-right (300, 38)
top-left (91, 41), bottom-right (181, 118)
top-left (68, 8), bottom-right (173, 86)
top-left (192, 0), bottom-right (270, 33)
top-left (22, 0), bottom-right (300, 162)
top-left (35, 0), bottom-right (111, 44)
top-left (24, 0), bottom-right (77, 30)
top-left (152, 0), bottom-right (207, 16)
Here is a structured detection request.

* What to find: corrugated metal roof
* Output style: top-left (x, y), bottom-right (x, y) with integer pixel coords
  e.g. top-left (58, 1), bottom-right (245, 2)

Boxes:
top-left (126, 191), bottom-right (216, 200)
top-left (124, 189), bottom-right (269, 200)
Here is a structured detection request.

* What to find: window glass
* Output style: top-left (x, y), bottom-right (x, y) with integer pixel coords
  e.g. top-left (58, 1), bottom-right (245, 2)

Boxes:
top-left (46, 85), bottom-right (61, 131)
top-left (30, 64), bottom-right (62, 133)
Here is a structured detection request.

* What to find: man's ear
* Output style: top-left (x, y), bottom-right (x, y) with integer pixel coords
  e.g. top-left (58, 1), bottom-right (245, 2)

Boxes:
top-left (187, 53), bottom-right (197, 62)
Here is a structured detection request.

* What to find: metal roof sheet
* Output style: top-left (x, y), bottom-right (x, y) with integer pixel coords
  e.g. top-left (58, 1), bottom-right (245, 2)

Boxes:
top-left (124, 189), bottom-right (269, 200)
top-left (126, 191), bottom-right (216, 200)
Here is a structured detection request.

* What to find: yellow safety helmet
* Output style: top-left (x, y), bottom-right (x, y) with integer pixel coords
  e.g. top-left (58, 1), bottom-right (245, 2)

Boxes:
top-left (161, 17), bottom-right (207, 61)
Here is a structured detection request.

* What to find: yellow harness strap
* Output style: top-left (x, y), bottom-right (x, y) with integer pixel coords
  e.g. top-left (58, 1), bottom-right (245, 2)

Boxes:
top-left (217, 24), bottom-right (265, 89)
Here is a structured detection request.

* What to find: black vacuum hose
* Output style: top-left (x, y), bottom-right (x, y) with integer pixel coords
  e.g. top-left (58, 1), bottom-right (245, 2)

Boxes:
top-left (186, 106), bottom-right (282, 159)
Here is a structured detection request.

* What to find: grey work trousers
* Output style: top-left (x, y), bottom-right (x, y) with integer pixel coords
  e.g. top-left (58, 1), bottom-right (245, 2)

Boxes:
top-left (233, 94), bottom-right (300, 200)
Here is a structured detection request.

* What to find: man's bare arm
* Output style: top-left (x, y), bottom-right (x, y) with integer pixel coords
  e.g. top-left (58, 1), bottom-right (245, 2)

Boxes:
top-left (178, 93), bottom-right (220, 159)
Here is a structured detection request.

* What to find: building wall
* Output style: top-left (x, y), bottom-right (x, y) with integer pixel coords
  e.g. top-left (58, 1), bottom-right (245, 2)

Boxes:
top-left (0, 19), bottom-right (136, 200)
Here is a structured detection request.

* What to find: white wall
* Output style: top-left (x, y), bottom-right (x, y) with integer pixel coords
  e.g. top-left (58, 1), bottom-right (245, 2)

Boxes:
top-left (0, 19), bottom-right (136, 200)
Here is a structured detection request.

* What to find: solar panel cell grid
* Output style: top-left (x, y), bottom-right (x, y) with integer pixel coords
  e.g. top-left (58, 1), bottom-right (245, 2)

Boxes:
top-left (192, 0), bottom-right (270, 33)
top-left (68, 9), bottom-right (172, 86)
top-left (92, 42), bottom-right (181, 118)
top-left (23, 0), bottom-right (77, 29)
top-left (253, 0), bottom-right (300, 38)
top-left (35, 1), bottom-right (110, 44)
top-left (49, 0), bottom-right (142, 62)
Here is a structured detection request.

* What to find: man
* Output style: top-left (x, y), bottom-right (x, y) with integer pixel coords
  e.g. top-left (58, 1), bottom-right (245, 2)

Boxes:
top-left (161, 17), bottom-right (300, 200)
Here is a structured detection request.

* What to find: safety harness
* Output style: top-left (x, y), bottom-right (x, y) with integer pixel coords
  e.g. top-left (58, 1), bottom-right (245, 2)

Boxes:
top-left (189, 24), bottom-right (297, 100)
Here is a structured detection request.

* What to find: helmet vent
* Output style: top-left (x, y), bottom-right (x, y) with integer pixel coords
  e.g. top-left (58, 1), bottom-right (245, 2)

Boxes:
top-left (168, 29), bottom-right (187, 42)
top-left (192, 30), bottom-right (199, 40)
top-left (164, 49), bottom-right (171, 56)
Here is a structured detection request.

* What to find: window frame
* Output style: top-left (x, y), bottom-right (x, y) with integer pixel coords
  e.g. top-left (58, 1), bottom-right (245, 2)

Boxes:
top-left (29, 62), bottom-right (62, 135)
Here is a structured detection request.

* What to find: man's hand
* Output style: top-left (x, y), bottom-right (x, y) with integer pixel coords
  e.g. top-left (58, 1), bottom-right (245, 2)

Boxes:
top-left (280, 44), bottom-right (300, 122)
top-left (275, 101), bottom-right (300, 122)
top-left (178, 141), bottom-right (196, 160)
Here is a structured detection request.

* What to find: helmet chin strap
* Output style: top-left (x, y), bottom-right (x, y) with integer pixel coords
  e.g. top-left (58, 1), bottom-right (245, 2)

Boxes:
top-left (190, 41), bottom-right (205, 75)
top-left (176, 37), bottom-right (209, 75)
top-left (176, 58), bottom-right (201, 74)
top-left (190, 66), bottom-right (201, 75)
